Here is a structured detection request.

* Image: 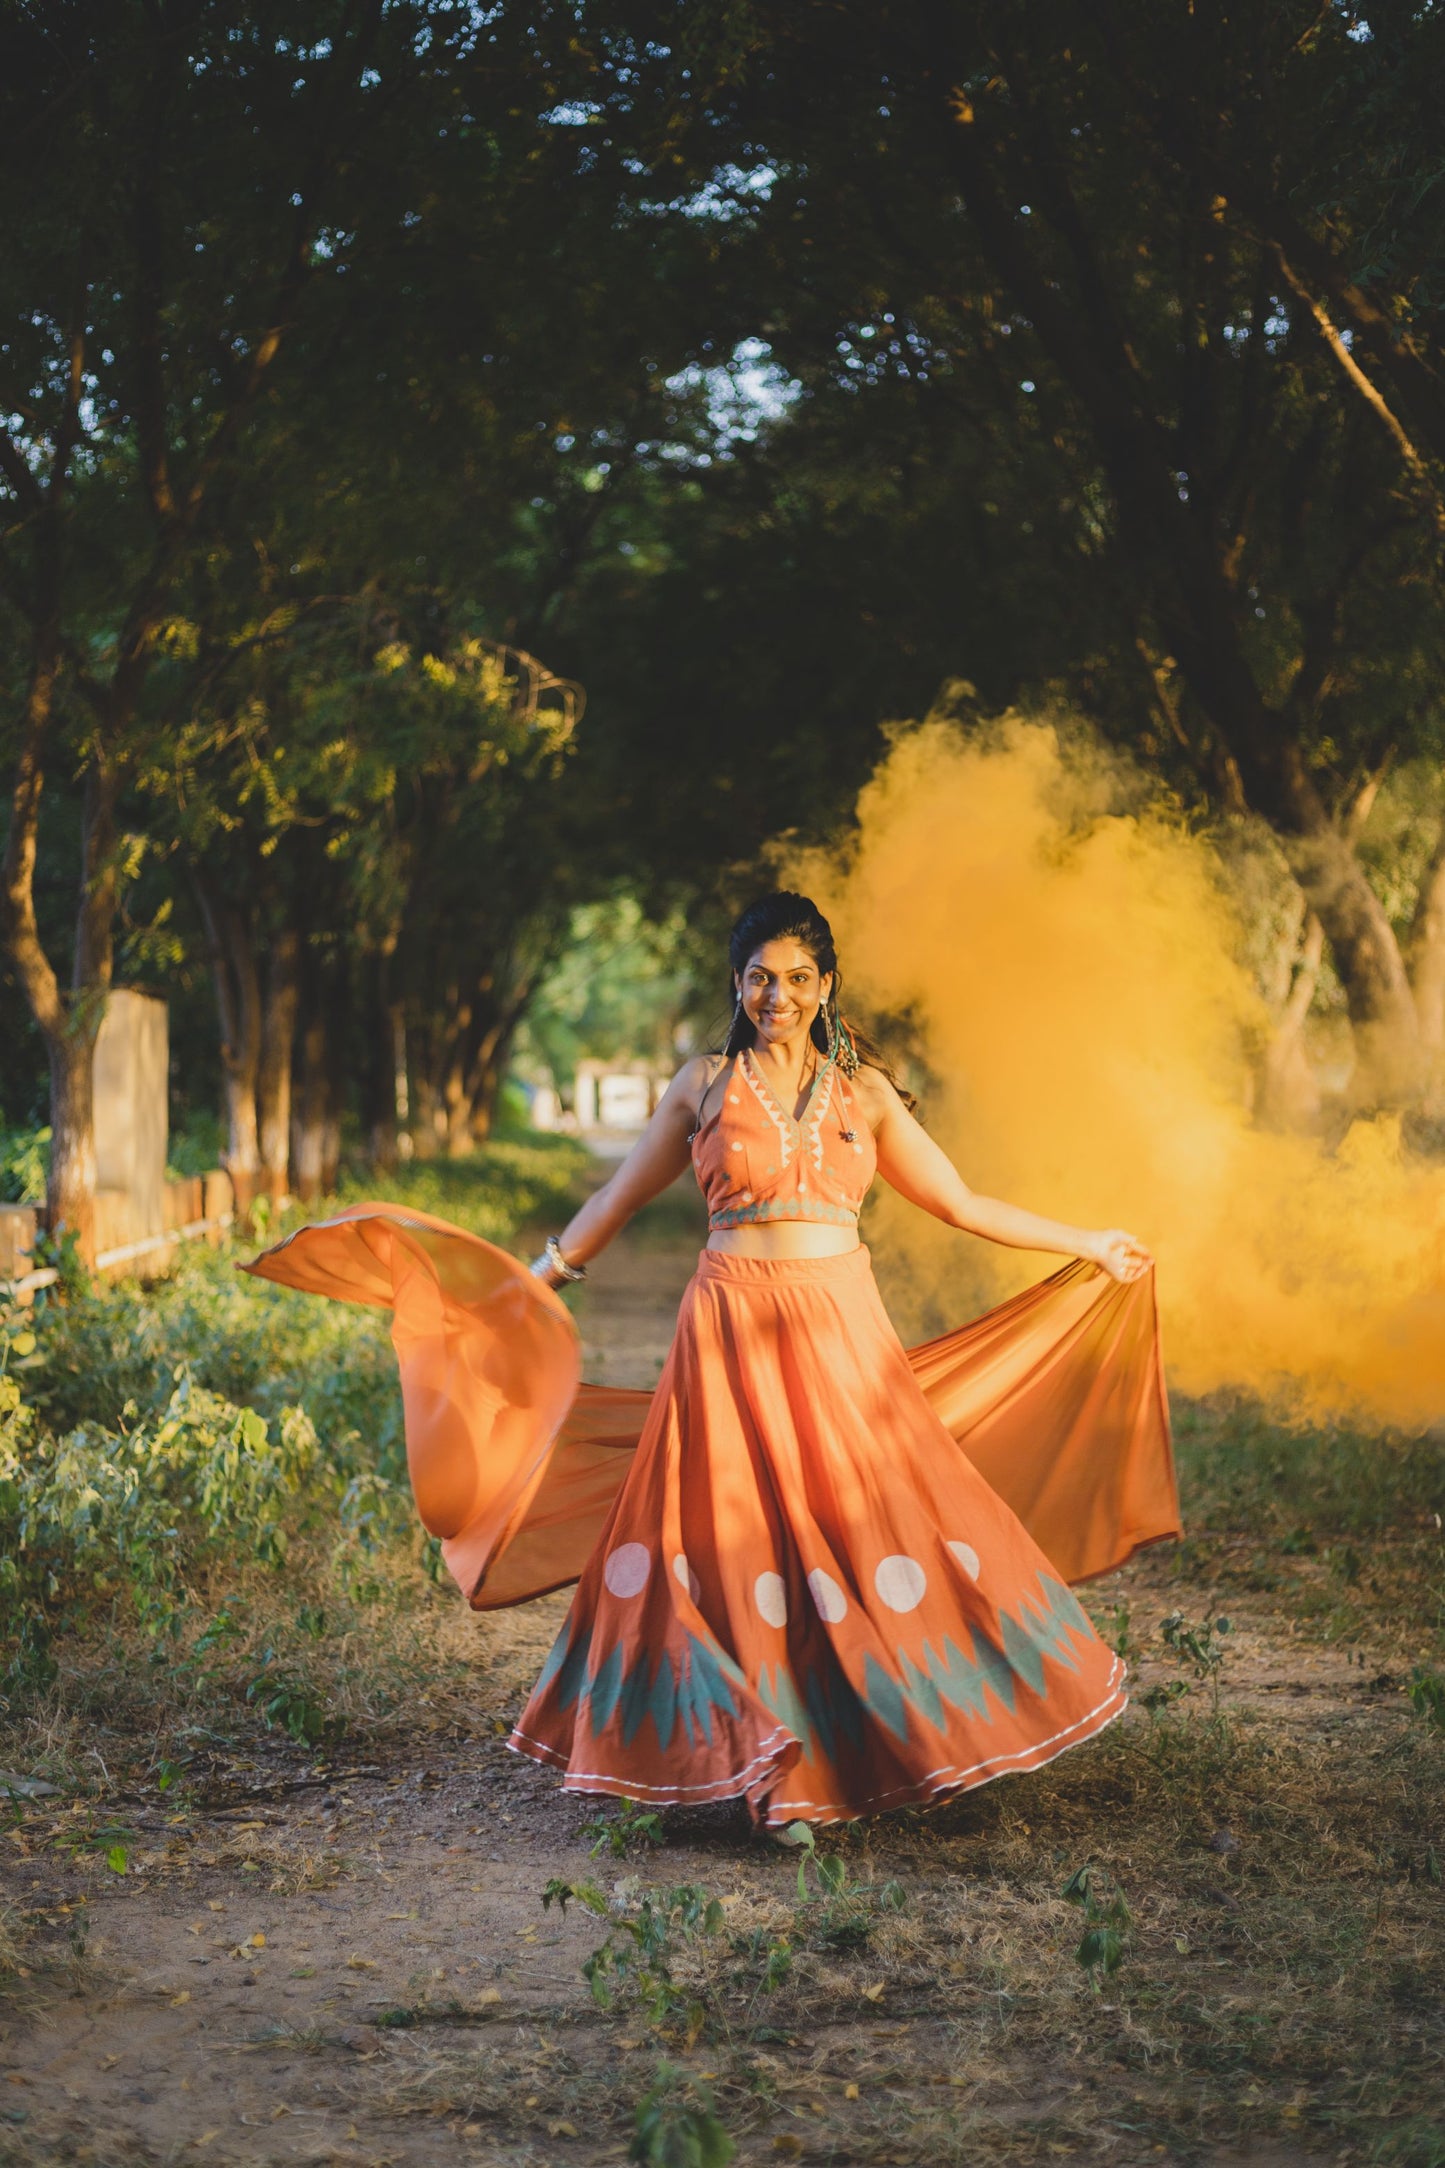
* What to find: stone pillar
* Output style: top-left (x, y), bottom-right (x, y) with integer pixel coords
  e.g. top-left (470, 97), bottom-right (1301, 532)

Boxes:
top-left (93, 990), bottom-right (169, 1258)
top-left (0, 1204), bottom-right (38, 1286)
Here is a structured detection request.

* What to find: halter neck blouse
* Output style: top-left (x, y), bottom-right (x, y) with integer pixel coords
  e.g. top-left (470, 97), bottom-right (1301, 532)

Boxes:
top-left (691, 1049), bottom-right (877, 1232)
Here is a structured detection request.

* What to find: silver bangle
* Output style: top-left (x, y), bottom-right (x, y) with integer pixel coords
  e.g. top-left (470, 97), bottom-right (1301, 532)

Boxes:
top-left (530, 1234), bottom-right (586, 1284)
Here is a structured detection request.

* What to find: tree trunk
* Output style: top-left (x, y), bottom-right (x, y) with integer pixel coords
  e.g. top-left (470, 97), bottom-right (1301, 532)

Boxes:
top-left (1278, 821), bottom-right (1422, 1108)
top-left (2, 631), bottom-right (110, 1262)
top-left (194, 887), bottom-right (262, 1212)
top-left (291, 955), bottom-right (347, 1200)
top-left (45, 1027), bottom-right (98, 1259)
top-left (465, 1008), bottom-right (526, 1145)
top-left (257, 926), bottom-right (300, 1201)
top-left (1257, 911), bottom-right (1324, 1131)
top-left (1409, 819), bottom-right (1445, 1112)
top-left (360, 946), bottom-right (404, 1168)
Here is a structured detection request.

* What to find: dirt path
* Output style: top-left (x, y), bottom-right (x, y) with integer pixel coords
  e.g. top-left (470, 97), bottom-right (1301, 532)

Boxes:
top-left (1, 1179), bottom-right (1436, 2166)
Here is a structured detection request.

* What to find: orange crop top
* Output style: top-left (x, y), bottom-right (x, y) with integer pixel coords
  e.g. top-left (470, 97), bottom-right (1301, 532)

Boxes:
top-left (691, 1049), bottom-right (877, 1231)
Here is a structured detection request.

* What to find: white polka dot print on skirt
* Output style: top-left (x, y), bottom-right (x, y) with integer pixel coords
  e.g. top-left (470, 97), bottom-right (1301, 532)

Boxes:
top-left (807, 1568), bottom-right (848, 1624)
top-left (948, 1540), bottom-right (981, 1581)
top-left (754, 1570), bottom-right (788, 1628)
top-left (603, 1542), bottom-right (651, 1599)
top-left (673, 1552), bottom-right (702, 1604)
top-left (874, 1554), bottom-right (928, 1613)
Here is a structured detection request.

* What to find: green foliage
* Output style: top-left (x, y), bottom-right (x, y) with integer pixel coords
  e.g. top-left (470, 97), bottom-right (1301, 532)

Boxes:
top-left (245, 1655), bottom-right (343, 1747)
top-left (1373, 2120), bottom-right (1445, 2168)
top-left (515, 899), bottom-right (713, 1091)
top-left (1408, 1667), bottom-right (1445, 1735)
top-left (0, 1125), bottom-right (48, 1207)
top-left (543, 1878), bottom-right (726, 2038)
top-left (1157, 1611), bottom-right (1233, 1715)
top-left (779, 1821), bottom-right (907, 1949)
top-left (583, 1798), bottom-right (666, 1859)
top-left (0, 1361), bottom-right (328, 1666)
top-left (630, 2061), bottom-right (735, 2168)
top-left (166, 1113), bottom-right (226, 1183)
top-left (0, 1143), bottom-right (582, 1720)
top-left (1061, 1862), bottom-right (1133, 1989)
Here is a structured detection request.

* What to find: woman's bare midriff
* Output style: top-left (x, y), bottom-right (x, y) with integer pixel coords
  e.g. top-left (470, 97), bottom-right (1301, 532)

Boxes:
top-left (705, 1223), bottom-right (861, 1259)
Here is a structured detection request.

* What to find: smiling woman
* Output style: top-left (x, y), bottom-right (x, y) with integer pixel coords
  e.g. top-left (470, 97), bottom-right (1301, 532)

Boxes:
top-left (247, 891), bottom-right (1177, 1826)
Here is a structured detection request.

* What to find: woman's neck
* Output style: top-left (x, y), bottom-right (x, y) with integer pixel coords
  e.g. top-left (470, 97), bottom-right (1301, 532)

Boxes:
top-left (747, 1033), bottom-right (822, 1113)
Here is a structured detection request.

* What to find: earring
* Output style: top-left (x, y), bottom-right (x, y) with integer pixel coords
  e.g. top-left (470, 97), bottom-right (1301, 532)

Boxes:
top-left (728, 993), bottom-right (746, 1051)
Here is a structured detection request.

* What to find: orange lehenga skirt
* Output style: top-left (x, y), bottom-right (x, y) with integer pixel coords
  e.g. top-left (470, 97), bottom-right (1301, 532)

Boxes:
top-left (245, 1206), bottom-right (1178, 1825)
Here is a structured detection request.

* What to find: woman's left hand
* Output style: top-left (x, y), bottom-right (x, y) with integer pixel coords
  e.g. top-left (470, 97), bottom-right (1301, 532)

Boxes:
top-left (1088, 1228), bottom-right (1153, 1283)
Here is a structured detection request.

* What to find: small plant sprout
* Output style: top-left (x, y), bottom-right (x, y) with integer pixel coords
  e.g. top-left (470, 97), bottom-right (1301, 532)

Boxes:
top-left (779, 1821), bottom-right (906, 1947)
top-left (1408, 1665), bottom-right (1445, 1733)
top-left (542, 1878), bottom-right (726, 2040)
top-left (1061, 1863), bottom-right (1132, 1990)
top-left (583, 1797), bottom-right (666, 1859)
top-left (1157, 1610), bottom-right (1233, 1713)
top-left (629, 2058), bottom-right (735, 2167)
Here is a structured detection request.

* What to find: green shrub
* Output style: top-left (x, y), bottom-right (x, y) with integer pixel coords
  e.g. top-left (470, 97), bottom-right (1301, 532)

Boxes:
top-left (0, 1124), bottom-right (49, 1206)
top-left (0, 1369), bottom-right (333, 1646)
top-left (0, 1135), bottom-right (589, 1697)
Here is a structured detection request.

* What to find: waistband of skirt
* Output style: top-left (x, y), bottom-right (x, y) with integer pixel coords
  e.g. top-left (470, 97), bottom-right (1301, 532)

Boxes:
top-left (694, 1243), bottom-right (871, 1286)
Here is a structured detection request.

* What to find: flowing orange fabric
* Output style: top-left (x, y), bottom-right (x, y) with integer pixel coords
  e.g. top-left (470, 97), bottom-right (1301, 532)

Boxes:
top-left (243, 1203), bottom-right (1177, 1823)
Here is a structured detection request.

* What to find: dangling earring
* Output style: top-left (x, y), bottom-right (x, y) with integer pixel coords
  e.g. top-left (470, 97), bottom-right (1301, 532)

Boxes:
top-left (835, 1001), bottom-right (859, 1079)
top-left (825, 996), bottom-right (841, 1066)
top-left (727, 993), bottom-right (746, 1054)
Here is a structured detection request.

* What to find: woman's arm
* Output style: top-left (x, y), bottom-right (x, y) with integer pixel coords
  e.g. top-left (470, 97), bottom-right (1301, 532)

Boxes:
top-left (865, 1072), bottom-right (1152, 1284)
top-left (536, 1058), bottom-right (714, 1281)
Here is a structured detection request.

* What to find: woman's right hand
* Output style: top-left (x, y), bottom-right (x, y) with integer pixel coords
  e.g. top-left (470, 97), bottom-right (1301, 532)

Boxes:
top-left (1088, 1228), bottom-right (1153, 1283)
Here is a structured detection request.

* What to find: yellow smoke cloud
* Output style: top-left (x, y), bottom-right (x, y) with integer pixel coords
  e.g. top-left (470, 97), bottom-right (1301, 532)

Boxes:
top-left (788, 717), bottom-right (1445, 1424)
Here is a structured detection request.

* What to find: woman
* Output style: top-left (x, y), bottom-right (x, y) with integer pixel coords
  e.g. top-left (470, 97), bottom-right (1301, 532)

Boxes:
top-left (245, 893), bottom-right (1177, 1826)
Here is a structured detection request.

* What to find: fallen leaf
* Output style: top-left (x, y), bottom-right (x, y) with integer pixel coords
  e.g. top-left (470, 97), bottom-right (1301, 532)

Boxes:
top-left (346, 1957), bottom-right (379, 1971)
top-left (548, 2122), bottom-right (578, 2139)
top-left (99, 2056), bottom-right (119, 2071)
top-left (207, 1901), bottom-right (225, 1913)
top-left (476, 1986), bottom-right (502, 2006)
top-left (862, 1982), bottom-right (885, 2002)
top-left (524, 2095), bottom-right (540, 2109)
top-left (4, 2075), bottom-right (27, 2087)
top-left (248, 1932), bottom-right (265, 1949)
top-left (170, 1990), bottom-right (191, 2007)
top-left (186, 1924), bottom-right (202, 1937)
top-left (195, 2132), bottom-right (221, 2147)
top-left (617, 2037), bottom-right (642, 2050)
top-left (773, 2140), bottom-right (804, 2160)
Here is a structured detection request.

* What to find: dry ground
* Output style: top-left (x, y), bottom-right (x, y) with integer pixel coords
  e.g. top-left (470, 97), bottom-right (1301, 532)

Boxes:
top-left (1, 1177), bottom-right (1441, 2168)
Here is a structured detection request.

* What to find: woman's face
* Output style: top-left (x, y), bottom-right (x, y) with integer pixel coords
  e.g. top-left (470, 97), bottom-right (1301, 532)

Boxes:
top-left (735, 940), bottom-right (833, 1052)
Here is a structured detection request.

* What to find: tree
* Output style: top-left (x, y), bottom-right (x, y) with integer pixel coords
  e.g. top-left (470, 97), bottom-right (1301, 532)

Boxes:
top-left (621, 0), bottom-right (1445, 1102)
top-left (0, 0), bottom-right (422, 1250)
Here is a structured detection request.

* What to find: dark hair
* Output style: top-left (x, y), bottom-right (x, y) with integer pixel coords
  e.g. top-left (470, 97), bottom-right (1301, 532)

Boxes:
top-left (722, 891), bottom-right (915, 1107)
